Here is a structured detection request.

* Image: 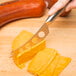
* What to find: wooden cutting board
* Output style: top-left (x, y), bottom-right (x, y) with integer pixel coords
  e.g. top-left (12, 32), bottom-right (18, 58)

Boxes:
top-left (0, 0), bottom-right (76, 76)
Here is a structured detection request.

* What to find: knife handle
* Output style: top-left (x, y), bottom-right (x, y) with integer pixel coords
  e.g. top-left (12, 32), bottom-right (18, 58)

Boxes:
top-left (46, 0), bottom-right (72, 23)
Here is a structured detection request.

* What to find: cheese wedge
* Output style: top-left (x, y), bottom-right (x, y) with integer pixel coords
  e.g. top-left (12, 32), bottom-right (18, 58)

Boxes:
top-left (12, 30), bottom-right (46, 69)
top-left (28, 48), bottom-right (57, 75)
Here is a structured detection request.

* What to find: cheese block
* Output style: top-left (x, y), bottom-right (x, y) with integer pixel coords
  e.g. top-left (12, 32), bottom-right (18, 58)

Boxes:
top-left (28, 48), bottom-right (57, 75)
top-left (12, 30), bottom-right (46, 69)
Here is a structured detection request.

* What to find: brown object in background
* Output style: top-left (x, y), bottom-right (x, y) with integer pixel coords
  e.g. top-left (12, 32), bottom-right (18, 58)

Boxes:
top-left (60, 10), bottom-right (71, 17)
top-left (0, 0), bottom-right (46, 27)
top-left (0, 0), bottom-right (71, 27)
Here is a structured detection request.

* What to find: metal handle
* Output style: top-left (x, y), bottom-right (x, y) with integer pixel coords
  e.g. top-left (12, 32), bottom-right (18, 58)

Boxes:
top-left (46, 0), bottom-right (72, 23)
top-left (46, 9), bottom-right (63, 22)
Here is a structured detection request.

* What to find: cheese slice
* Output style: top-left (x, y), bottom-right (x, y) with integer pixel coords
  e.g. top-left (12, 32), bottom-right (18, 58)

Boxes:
top-left (53, 56), bottom-right (71, 76)
top-left (40, 55), bottom-right (71, 76)
top-left (28, 48), bottom-right (57, 75)
top-left (39, 54), bottom-right (59, 76)
top-left (28, 48), bottom-right (71, 76)
top-left (12, 30), bottom-right (46, 69)
top-left (12, 30), bottom-right (33, 51)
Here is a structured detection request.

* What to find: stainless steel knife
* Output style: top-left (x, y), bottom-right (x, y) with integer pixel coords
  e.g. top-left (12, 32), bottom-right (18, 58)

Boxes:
top-left (14, 0), bottom-right (72, 51)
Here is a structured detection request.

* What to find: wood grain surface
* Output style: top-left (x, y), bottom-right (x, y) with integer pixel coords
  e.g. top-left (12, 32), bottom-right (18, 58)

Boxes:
top-left (0, 0), bottom-right (76, 76)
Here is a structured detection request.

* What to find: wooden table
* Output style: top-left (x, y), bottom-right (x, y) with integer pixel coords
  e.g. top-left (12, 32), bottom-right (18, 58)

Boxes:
top-left (0, 0), bottom-right (76, 76)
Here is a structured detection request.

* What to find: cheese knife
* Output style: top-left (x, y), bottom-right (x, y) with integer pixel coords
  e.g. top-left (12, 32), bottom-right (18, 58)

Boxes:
top-left (14, 0), bottom-right (72, 51)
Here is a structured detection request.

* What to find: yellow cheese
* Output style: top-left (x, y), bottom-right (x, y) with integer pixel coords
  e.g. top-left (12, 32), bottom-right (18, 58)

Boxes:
top-left (40, 55), bottom-right (71, 76)
top-left (28, 48), bottom-right (71, 76)
top-left (12, 31), bottom-right (46, 69)
top-left (28, 48), bottom-right (57, 75)
top-left (53, 56), bottom-right (71, 76)
top-left (12, 30), bottom-right (71, 76)
top-left (12, 31), bottom-right (33, 51)
top-left (40, 55), bottom-right (59, 76)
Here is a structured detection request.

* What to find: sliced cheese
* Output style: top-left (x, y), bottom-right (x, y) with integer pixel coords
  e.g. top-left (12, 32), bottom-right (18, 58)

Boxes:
top-left (28, 48), bottom-right (71, 76)
top-left (12, 30), bottom-right (46, 69)
top-left (40, 55), bottom-right (71, 76)
top-left (28, 48), bottom-right (57, 75)
top-left (12, 30), bottom-right (33, 51)
top-left (53, 56), bottom-right (71, 76)
top-left (40, 54), bottom-right (59, 76)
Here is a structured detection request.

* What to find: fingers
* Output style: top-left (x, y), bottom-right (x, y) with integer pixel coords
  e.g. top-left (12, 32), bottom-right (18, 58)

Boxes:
top-left (66, 0), bottom-right (76, 12)
top-left (48, 0), bottom-right (70, 15)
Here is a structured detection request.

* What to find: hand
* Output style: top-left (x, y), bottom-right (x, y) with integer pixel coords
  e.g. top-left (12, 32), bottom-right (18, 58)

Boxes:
top-left (48, 0), bottom-right (76, 15)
